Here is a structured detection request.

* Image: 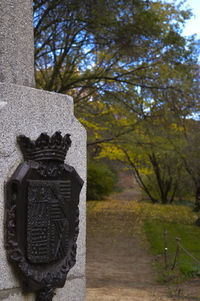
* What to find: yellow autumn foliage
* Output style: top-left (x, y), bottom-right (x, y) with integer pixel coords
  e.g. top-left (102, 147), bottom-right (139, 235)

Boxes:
top-left (87, 199), bottom-right (198, 225)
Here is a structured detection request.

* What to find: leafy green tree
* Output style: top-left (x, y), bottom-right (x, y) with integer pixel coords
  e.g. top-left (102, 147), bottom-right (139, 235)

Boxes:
top-left (96, 114), bottom-right (186, 204)
top-left (34, 0), bottom-right (198, 112)
top-left (33, 0), bottom-right (200, 205)
top-left (168, 118), bottom-right (200, 210)
top-left (87, 161), bottom-right (116, 200)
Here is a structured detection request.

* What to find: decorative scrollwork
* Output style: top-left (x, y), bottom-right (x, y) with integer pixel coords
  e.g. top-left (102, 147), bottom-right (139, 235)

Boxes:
top-left (5, 132), bottom-right (83, 301)
top-left (36, 161), bottom-right (65, 178)
top-left (36, 286), bottom-right (56, 301)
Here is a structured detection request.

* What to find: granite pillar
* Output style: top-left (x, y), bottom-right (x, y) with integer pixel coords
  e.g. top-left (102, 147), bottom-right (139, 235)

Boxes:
top-left (0, 1), bottom-right (86, 300)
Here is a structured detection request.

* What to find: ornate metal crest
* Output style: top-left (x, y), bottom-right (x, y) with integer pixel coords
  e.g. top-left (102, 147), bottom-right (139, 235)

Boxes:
top-left (5, 132), bottom-right (83, 301)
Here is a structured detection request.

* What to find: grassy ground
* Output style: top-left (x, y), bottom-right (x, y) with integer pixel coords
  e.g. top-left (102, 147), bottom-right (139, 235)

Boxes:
top-left (137, 200), bottom-right (200, 281)
top-left (87, 197), bottom-right (200, 280)
top-left (144, 220), bottom-right (200, 282)
top-left (145, 221), bottom-right (200, 279)
top-left (87, 193), bottom-right (200, 300)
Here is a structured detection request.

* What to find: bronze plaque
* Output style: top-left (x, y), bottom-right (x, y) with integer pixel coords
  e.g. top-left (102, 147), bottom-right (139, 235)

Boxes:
top-left (5, 132), bottom-right (83, 301)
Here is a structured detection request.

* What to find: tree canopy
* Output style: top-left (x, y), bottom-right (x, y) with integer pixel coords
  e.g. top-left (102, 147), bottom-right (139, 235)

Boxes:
top-left (34, 0), bottom-right (198, 100)
top-left (33, 0), bottom-right (200, 203)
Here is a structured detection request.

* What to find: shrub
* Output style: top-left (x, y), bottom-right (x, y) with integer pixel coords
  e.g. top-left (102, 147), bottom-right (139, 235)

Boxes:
top-left (87, 161), bottom-right (116, 201)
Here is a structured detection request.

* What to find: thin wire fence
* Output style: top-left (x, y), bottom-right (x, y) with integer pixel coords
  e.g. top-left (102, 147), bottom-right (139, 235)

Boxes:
top-left (163, 228), bottom-right (200, 271)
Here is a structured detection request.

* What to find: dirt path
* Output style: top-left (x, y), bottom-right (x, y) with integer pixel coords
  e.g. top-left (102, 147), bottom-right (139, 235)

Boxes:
top-left (86, 191), bottom-right (200, 301)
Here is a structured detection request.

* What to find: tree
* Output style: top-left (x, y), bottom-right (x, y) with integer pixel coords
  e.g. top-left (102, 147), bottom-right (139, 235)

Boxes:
top-left (34, 0), bottom-right (198, 113)
top-left (96, 112), bottom-right (189, 204)
top-left (168, 118), bottom-right (200, 210)
top-left (33, 0), bottom-right (200, 204)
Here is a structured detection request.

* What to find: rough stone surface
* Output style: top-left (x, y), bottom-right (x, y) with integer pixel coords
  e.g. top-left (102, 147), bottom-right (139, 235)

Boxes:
top-left (1, 293), bottom-right (31, 301)
top-left (0, 291), bottom-right (34, 301)
top-left (0, 0), bottom-right (35, 87)
top-left (0, 83), bottom-right (86, 299)
top-left (0, 277), bottom-right (85, 301)
top-left (56, 277), bottom-right (86, 301)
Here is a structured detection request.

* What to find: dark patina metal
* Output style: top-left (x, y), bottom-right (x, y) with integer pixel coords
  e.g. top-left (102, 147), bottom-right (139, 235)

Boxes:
top-left (5, 132), bottom-right (83, 301)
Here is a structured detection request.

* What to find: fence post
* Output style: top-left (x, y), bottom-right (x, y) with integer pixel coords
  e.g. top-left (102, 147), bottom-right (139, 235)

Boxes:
top-left (164, 228), bottom-right (168, 269)
top-left (171, 237), bottom-right (181, 270)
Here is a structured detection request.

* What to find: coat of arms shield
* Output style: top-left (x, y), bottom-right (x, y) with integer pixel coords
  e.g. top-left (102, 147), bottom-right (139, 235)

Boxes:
top-left (5, 132), bottom-right (83, 301)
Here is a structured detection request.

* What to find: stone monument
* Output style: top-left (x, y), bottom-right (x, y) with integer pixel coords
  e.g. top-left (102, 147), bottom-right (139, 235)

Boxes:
top-left (0, 1), bottom-right (86, 300)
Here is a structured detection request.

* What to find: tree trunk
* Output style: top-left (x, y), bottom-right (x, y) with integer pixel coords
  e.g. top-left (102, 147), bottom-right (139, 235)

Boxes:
top-left (194, 186), bottom-right (200, 212)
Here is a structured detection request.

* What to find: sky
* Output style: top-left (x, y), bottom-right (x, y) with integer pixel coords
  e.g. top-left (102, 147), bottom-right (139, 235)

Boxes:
top-left (182, 0), bottom-right (200, 38)
top-left (166, 0), bottom-right (200, 38)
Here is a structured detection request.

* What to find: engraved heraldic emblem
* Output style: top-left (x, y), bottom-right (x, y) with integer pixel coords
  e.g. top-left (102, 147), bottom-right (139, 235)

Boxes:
top-left (5, 132), bottom-right (84, 301)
